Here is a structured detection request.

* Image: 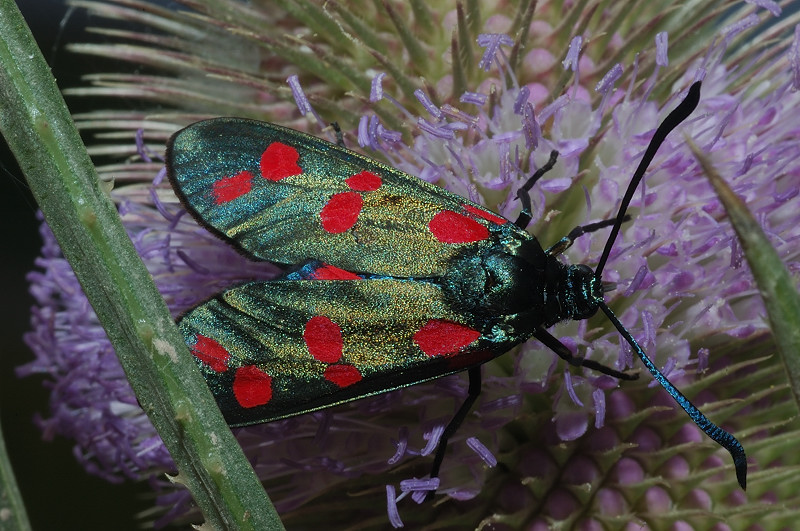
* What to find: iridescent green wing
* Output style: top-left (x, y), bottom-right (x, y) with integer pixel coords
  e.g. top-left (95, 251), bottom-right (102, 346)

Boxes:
top-left (167, 118), bottom-right (515, 277)
top-left (178, 273), bottom-right (514, 426)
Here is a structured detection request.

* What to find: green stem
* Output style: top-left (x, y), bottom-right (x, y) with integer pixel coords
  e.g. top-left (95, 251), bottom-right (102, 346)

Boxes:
top-left (0, 2), bottom-right (283, 529)
top-left (0, 419), bottom-right (31, 531)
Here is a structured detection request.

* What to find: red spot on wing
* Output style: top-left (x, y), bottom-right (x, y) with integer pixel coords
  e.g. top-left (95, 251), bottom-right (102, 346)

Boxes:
top-left (304, 316), bottom-right (343, 363)
top-left (463, 204), bottom-right (507, 225)
top-left (320, 192), bottom-right (362, 233)
top-left (346, 171), bottom-right (382, 191)
top-left (233, 365), bottom-right (273, 408)
top-left (310, 264), bottom-right (362, 280)
top-left (213, 171), bottom-right (253, 204)
top-left (429, 210), bottom-right (490, 243)
top-left (324, 364), bottom-right (363, 388)
top-left (413, 320), bottom-right (481, 357)
top-left (191, 334), bottom-right (230, 373)
top-left (261, 142), bottom-right (302, 181)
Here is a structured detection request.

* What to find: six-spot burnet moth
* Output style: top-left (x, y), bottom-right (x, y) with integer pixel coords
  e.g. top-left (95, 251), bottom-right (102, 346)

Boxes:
top-left (165, 79), bottom-right (747, 501)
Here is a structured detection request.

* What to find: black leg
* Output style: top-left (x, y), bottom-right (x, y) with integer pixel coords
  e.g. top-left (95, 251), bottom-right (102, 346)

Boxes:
top-left (425, 366), bottom-right (482, 501)
top-left (514, 150), bottom-right (559, 229)
top-left (533, 328), bottom-right (637, 380)
top-left (546, 215), bottom-right (631, 256)
top-left (330, 121), bottom-right (345, 147)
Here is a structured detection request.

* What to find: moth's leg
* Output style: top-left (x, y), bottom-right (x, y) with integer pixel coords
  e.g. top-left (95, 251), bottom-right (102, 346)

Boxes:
top-left (330, 122), bottom-right (345, 147)
top-left (546, 215), bottom-right (631, 256)
top-left (514, 150), bottom-right (559, 229)
top-left (425, 366), bottom-right (482, 501)
top-left (534, 327), bottom-right (637, 380)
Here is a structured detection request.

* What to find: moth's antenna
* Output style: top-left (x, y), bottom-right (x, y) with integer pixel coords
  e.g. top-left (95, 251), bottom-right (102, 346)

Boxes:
top-left (592, 81), bottom-right (746, 488)
top-left (598, 302), bottom-right (747, 489)
top-left (595, 81), bottom-right (701, 278)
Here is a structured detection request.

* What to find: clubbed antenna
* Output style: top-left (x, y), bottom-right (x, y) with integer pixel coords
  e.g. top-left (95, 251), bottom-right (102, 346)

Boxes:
top-left (595, 81), bottom-right (701, 278)
top-left (593, 81), bottom-right (747, 489)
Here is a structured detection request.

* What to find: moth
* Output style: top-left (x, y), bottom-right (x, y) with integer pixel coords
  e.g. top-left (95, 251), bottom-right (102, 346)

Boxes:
top-left (166, 80), bottom-right (746, 495)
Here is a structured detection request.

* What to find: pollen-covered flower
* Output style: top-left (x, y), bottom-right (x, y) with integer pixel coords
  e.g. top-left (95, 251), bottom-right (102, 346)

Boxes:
top-left (20, 0), bottom-right (800, 528)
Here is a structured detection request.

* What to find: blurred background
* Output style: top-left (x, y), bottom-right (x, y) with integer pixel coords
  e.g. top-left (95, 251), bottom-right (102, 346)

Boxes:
top-left (2, 1), bottom-right (156, 528)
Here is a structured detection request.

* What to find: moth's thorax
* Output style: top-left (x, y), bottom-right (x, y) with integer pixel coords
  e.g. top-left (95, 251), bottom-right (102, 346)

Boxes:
top-left (541, 262), bottom-right (602, 326)
top-left (440, 236), bottom-right (545, 321)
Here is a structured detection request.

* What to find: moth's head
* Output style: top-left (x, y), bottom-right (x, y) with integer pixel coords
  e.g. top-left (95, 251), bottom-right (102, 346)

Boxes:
top-left (567, 264), bottom-right (603, 320)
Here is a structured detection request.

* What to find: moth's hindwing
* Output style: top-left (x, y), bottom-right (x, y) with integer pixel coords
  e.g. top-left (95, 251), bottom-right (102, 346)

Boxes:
top-left (179, 270), bottom-right (520, 426)
top-left (166, 118), bottom-right (520, 277)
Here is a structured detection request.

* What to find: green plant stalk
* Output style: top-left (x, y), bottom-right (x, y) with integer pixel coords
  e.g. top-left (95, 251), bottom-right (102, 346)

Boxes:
top-left (0, 419), bottom-right (32, 531)
top-left (688, 139), bottom-right (800, 415)
top-left (0, 2), bottom-right (283, 529)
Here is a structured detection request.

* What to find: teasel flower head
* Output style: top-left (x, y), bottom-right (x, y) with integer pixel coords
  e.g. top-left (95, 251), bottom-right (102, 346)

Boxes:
top-left (19, 0), bottom-right (800, 527)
